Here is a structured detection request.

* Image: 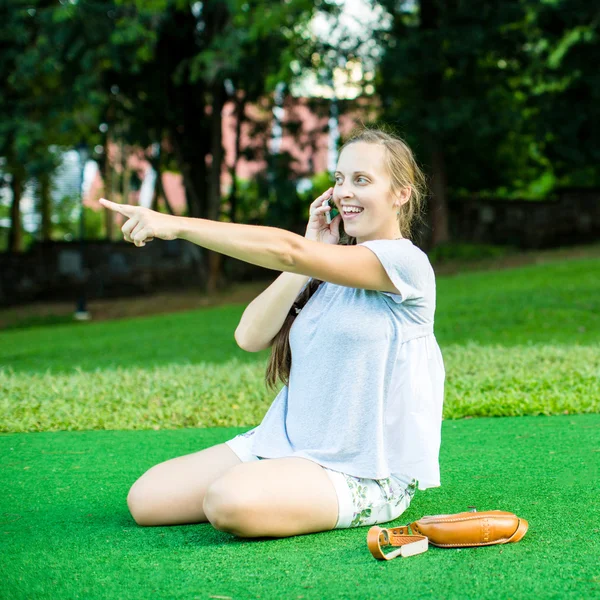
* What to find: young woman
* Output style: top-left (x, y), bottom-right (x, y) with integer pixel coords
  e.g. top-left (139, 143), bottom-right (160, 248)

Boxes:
top-left (100, 127), bottom-right (445, 539)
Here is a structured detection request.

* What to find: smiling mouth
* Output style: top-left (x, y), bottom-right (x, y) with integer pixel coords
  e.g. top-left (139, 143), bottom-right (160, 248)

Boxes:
top-left (342, 208), bottom-right (364, 218)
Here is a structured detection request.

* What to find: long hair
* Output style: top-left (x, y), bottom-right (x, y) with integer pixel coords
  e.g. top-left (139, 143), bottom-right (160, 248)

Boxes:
top-left (264, 125), bottom-right (429, 392)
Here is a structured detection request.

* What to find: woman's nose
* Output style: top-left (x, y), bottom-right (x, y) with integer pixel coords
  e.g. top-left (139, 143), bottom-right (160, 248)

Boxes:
top-left (336, 184), bottom-right (354, 198)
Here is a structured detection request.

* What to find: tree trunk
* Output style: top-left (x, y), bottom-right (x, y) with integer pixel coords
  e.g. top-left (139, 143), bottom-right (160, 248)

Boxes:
top-left (150, 172), bottom-right (160, 212)
top-left (206, 79), bottom-right (226, 294)
top-left (39, 171), bottom-right (51, 242)
top-left (424, 132), bottom-right (450, 246)
top-left (228, 91), bottom-right (246, 225)
top-left (122, 139), bottom-right (131, 206)
top-left (104, 130), bottom-right (115, 240)
top-left (149, 141), bottom-right (175, 215)
top-left (420, 0), bottom-right (450, 248)
top-left (8, 175), bottom-right (23, 253)
top-left (162, 1), bottom-right (230, 290)
top-left (156, 169), bottom-right (175, 215)
top-left (170, 130), bottom-right (204, 218)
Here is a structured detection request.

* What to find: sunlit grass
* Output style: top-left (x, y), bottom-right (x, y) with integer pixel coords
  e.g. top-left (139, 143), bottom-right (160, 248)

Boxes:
top-left (1, 254), bottom-right (598, 433)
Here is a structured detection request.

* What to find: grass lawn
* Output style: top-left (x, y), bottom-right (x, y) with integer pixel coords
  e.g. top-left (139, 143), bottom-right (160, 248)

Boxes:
top-left (1, 249), bottom-right (599, 598)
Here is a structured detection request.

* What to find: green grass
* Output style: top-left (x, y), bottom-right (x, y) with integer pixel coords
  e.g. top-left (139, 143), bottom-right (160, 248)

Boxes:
top-left (1, 253), bottom-right (599, 598)
top-left (1, 255), bottom-right (598, 432)
top-left (2, 415), bottom-right (599, 598)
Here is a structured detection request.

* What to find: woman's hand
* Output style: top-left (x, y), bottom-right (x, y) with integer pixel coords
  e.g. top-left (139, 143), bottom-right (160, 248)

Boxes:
top-left (304, 187), bottom-right (342, 245)
top-left (99, 198), bottom-right (179, 247)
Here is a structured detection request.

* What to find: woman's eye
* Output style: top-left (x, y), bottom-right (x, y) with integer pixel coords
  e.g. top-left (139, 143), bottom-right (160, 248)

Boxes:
top-left (334, 176), bottom-right (368, 184)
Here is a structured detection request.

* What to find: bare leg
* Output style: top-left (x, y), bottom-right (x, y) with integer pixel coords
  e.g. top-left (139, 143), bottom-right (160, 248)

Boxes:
top-left (127, 443), bottom-right (242, 526)
top-left (203, 457), bottom-right (340, 538)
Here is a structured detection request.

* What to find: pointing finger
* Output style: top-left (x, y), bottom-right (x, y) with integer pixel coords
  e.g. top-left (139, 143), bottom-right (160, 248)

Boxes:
top-left (99, 198), bottom-right (134, 216)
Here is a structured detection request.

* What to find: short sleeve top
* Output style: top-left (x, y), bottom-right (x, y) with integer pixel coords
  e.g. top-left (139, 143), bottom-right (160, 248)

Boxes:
top-left (248, 238), bottom-right (446, 490)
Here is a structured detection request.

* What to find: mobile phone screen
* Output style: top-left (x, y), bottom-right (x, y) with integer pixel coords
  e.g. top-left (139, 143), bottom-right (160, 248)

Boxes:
top-left (323, 197), bottom-right (340, 224)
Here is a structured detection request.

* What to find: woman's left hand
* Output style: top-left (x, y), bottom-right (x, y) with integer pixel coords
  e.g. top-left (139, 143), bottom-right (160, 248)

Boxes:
top-left (99, 198), bottom-right (179, 247)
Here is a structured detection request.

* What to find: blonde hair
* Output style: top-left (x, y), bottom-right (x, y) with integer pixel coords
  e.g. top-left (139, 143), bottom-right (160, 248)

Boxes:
top-left (265, 125), bottom-right (429, 392)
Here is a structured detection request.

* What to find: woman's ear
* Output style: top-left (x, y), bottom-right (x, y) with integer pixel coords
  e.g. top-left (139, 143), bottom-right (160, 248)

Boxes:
top-left (400, 185), bottom-right (412, 205)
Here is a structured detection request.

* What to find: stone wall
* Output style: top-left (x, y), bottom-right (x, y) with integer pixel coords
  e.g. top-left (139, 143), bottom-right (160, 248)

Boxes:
top-left (0, 239), bottom-right (209, 308)
top-left (447, 187), bottom-right (600, 249)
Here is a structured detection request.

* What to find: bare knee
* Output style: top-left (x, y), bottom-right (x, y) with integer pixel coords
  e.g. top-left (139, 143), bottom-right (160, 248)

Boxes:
top-left (126, 467), bottom-right (171, 527)
top-left (125, 444), bottom-right (244, 528)
top-left (127, 479), bottom-right (158, 527)
top-left (203, 478), bottom-right (248, 534)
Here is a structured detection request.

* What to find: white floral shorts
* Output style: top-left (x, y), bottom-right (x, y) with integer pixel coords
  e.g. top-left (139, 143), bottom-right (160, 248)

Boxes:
top-left (224, 428), bottom-right (418, 530)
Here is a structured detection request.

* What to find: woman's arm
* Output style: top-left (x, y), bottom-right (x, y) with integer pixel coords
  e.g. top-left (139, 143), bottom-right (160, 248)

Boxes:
top-left (98, 197), bottom-right (295, 272)
top-left (175, 217), bottom-right (293, 272)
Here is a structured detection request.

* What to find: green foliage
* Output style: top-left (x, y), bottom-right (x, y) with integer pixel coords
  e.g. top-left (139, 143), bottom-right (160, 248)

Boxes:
top-left (1, 193), bottom-right (105, 253)
top-left (428, 242), bottom-right (515, 263)
top-left (375, 0), bottom-right (600, 196)
top-left (83, 206), bottom-right (106, 239)
top-left (261, 157), bottom-right (306, 232)
top-left (41, 195), bottom-right (105, 243)
top-left (229, 176), bottom-right (266, 224)
top-left (527, 0), bottom-right (600, 182)
top-left (3, 0), bottom-right (600, 257)
top-left (229, 163), bottom-right (328, 232)
top-left (296, 171), bottom-right (335, 205)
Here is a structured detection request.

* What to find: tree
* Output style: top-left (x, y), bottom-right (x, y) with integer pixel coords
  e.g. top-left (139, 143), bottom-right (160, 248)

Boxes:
top-left (0, 0), bottom-right (106, 253)
top-left (373, 0), bottom-right (543, 246)
top-left (524, 0), bottom-right (600, 186)
top-left (89, 0), bottom-right (332, 291)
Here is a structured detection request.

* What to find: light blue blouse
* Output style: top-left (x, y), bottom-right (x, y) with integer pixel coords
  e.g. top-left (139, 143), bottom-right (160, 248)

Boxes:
top-left (248, 238), bottom-right (446, 490)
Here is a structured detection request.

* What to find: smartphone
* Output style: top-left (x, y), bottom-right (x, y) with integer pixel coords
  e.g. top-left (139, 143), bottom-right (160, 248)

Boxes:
top-left (322, 192), bottom-right (340, 224)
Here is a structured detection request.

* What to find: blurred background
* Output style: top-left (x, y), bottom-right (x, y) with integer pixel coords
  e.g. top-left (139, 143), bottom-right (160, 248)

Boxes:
top-left (3, 5), bottom-right (598, 593)
top-left (1, 0), bottom-right (599, 325)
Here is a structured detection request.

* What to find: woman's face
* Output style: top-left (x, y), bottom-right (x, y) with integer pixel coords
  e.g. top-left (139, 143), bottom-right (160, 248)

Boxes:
top-left (333, 142), bottom-right (408, 243)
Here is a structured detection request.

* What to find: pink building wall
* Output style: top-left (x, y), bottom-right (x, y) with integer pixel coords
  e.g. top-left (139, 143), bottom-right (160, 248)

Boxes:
top-left (86, 95), bottom-right (378, 216)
